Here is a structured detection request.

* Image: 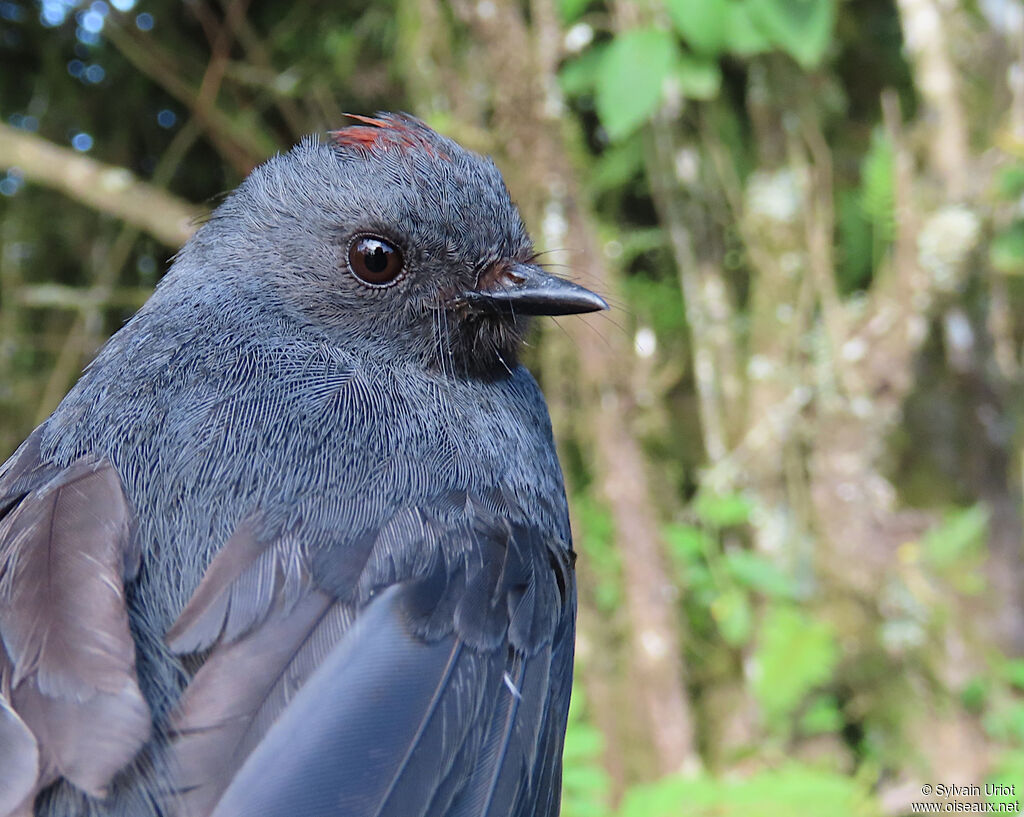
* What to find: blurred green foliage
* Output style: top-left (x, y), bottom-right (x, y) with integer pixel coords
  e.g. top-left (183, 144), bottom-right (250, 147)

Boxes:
top-left (619, 765), bottom-right (880, 817)
top-left (573, 493), bottom-right (624, 614)
top-left (564, 0), bottom-right (835, 141)
top-left (992, 164), bottom-right (1024, 276)
top-left (753, 607), bottom-right (839, 728)
top-left (596, 28), bottom-right (679, 140)
top-left (562, 685), bottom-right (615, 817)
top-left (859, 128), bottom-right (896, 275)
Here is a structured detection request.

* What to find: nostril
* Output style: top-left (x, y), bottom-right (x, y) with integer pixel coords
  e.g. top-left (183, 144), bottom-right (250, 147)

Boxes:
top-left (477, 261), bottom-right (534, 292)
top-left (475, 260), bottom-right (515, 292)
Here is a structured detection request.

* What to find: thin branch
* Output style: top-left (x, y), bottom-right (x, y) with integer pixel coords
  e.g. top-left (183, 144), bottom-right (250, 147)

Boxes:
top-left (0, 122), bottom-right (199, 247)
top-left (646, 117), bottom-right (732, 463)
top-left (894, 0), bottom-right (970, 196)
top-left (218, 0), bottom-right (306, 136)
top-left (104, 18), bottom-right (276, 173)
top-left (15, 284), bottom-right (152, 311)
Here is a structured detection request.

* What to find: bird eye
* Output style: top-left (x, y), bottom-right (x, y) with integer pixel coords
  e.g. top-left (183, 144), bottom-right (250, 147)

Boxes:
top-left (347, 235), bottom-right (405, 286)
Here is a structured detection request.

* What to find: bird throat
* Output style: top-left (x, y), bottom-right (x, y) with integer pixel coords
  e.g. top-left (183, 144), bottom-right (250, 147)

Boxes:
top-left (430, 311), bottom-right (529, 380)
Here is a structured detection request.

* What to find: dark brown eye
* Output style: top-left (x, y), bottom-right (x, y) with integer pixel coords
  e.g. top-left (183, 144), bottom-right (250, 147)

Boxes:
top-left (347, 235), bottom-right (405, 286)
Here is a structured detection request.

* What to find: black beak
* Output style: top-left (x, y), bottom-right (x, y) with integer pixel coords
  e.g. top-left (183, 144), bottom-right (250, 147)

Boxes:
top-left (461, 264), bottom-right (608, 317)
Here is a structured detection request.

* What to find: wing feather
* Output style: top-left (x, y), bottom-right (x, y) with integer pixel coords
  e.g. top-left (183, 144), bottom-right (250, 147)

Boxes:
top-left (167, 493), bottom-right (576, 817)
top-left (166, 591), bottom-right (337, 816)
top-left (0, 445), bottom-right (149, 811)
top-left (208, 583), bottom-right (467, 817)
top-left (164, 517), bottom-right (269, 654)
top-left (0, 691), bottom-right (38, 816)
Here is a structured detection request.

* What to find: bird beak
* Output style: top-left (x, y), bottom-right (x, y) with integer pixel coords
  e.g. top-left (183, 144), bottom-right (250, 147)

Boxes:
top-left (461, 263), bottom-right (608, 317)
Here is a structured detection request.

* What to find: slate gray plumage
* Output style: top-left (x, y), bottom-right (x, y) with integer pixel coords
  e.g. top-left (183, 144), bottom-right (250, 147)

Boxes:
top-left (0, 114), bottom-right (605, 817)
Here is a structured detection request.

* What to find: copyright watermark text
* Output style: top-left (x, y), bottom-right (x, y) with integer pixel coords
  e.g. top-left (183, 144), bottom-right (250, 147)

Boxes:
top-left (911, 783), bottom-right (1019, 813)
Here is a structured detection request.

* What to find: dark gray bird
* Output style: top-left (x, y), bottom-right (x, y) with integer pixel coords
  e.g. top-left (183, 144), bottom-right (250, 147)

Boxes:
top-left (0, 114), bottom-right (606, 817)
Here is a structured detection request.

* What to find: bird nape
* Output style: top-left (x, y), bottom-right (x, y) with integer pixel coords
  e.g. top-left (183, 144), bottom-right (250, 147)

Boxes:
top-left (0, 113), bottom-right (607, 817)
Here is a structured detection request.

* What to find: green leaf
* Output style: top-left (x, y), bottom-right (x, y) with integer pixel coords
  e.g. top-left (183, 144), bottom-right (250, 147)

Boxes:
top-left (664, 523), bottom-right (714, 589)
top-left (588, 137), bottom-right (645, 192)
top-left (753, 607), bottom-right (839, 725)
top-left (665, 0), bottom-right (729, 55)
top-left (725, 1), bottom-right (773, 56)
top-left (800, 695), bottom-right (843, 734)
top-left (619, 228), bottom-right (668, 262)
top-left (996, 165), bottom-right (1024, 200)
top-left (860, 127), bottom-right (896, 269)
top-left (991, 221), bottom-right (1024, 275)
top-left (674, 54), bottom-right (722, 100)
top-left (561, 684), bottom-right (613, 817)
top-left (695, 490), bottom-right (752, 527)
top-left (558, 0), bottom-right (591, 24)
top-left (664, 522), bottom-right (712, 563)
top-left (559, 44), bottom-right (607, 98)
top-left (596, 27), bottom-right (678, 140)
top-left (1005, 659), bottom-right (1024, 693)
top-left (725, 550), bottom-right (798, 598)
top-left (836, 188), bottom-right (874, 292)
top-left (922, 505), bottom-right (988, 570)
top-left (960, 677), bottom-right (988, 713)
top-left (711, 588), bottom-right (753, 646)
top-left (746, 0), bottom-right (834, 69)
top-left (685, 563), bottom-right (716, 599)
top-left (984, 701), bottom-right (1024, 744)
top-left (620, 273), bottom-right (689, 340)
top-left (573, 494), bottom-right (623, 613)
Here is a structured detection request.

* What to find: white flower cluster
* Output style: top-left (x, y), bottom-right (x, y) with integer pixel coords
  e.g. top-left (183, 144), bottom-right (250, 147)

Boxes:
top-left (744, 169), bottom-right (805, 226)
top-left (916, 204), bottom-right (981, 291)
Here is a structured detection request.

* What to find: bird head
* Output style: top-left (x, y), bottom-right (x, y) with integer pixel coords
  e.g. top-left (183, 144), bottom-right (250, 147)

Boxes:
top-left (191, 113), bottom-right (605, 378)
